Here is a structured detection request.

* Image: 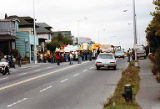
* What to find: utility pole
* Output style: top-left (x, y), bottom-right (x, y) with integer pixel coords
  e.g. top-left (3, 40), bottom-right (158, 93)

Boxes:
top-left (132, 0), bottom-right (138, 63)
top-left (33, 0), bottom-right (37, 64)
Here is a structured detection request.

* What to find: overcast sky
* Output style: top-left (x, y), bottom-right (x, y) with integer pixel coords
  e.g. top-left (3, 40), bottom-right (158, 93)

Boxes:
top-left (0, 0), bottom-right (155, 49)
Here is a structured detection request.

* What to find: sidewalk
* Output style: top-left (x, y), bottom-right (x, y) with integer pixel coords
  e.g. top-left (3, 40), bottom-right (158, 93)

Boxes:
top-left (9, 62), bottom-right (49, 72)
top-left (136, 59), bottom-right (160, 109)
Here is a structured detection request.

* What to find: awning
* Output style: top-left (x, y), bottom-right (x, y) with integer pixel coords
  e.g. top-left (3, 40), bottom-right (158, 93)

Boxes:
top-left (0, 35), bottom-right (18, 40)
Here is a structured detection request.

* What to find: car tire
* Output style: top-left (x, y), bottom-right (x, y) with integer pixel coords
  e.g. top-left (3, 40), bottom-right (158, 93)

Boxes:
top-left (96, 66), bottom-right (100, 70)
top-left (113, 66), bottom-right (116, 70)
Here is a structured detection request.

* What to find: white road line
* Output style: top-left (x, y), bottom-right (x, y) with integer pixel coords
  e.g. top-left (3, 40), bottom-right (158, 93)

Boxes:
top-left (89, 67), bottom-right (94, 69)
top-left (73, 73), bottom-right (80, 77)
top-left (0, 77), bottom-right (8, 81)
top-left (21, 67), bottom-right (31, 69)
top-left (34, 69), bottom-right (41, 72)
top-left (46, 67), bottom-right (53, 69)
top-left (0, 61), bottom-right (90, 91)
top-left (60, 79), bottom-right (69, 83)
top-left (7, 98), bottom-right (28, 108)
top-left (83, 69), bottom-right (87, 72)
top-left (19, 73), bottom-right (27, 76)
top-left (40, 86), bottom-right (52, 93)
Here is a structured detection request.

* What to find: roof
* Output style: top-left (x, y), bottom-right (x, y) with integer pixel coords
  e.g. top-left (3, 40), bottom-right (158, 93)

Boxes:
top-left (36, 26), bottom-right (51, 34)
top-left (0, 36), bottom-right (18, 40)
top-left (0, 19), bottom-right (19, 22)
top-left (37, 23), bottom-right (52, 28)
top-left (36, 23), bottom-right (53, 34)
top-left (6, 16), bottom-right (34, 27)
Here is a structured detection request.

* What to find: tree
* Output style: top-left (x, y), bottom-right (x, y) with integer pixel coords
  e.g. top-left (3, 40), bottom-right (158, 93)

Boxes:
top-left (146, 0), bottom-right (160, 53)
top-left (146, 0), bottom-right (160, 81)
top-left (46, 33), bottom-right (73, 51)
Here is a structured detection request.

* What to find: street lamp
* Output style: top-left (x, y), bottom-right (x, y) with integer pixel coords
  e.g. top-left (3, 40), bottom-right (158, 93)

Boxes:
top-left (33, 0), bottom-right (37, 64)
top-left (123, 0), bottom-right (138, 63)
top-left (132, 0), bottom-right (138, 64)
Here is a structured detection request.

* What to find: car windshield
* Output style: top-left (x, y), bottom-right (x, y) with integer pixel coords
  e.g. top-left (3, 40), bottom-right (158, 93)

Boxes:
top-left (98, 54), bottom-right (113, 59)
top-left (137, 47), bottom-right (144, 51)
top-left (115, 51), bottom-right (123, 54)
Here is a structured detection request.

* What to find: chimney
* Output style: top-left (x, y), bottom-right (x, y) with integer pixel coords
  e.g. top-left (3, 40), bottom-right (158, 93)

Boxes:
top-left (5, 13), bottom-right (8, 19)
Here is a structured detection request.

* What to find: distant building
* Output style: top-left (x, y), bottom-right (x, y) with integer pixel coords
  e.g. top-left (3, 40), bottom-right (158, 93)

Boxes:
top-left (36, 23), bottom-right (53, 51)
top-left (52, 31), bottom-right (72, 38)
top-left (0, 19), bottom-right (19, 55)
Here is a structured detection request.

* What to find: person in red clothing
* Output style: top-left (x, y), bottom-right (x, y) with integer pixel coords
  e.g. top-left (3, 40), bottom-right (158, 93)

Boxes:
top-left (56, 52), bottom-right (61, 65)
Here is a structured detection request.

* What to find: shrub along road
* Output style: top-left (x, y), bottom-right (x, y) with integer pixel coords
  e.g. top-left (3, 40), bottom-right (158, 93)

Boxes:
top-left (104, 61), bottom-right (140, 109)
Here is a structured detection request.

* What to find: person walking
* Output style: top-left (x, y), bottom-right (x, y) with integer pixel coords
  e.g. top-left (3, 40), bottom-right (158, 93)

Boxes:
top-left (12, 56), bottom-right (16, 68)
top-left (127, 50), bottom-right (131, 62)
top-left (69, 52), bottom-right (73, 65)
top-left (17, 53), bottom-right (22, 67)
top-left (78, 51), bottom-right (81, 64)
top-left (56, 52), bottom-right (61, 66)
top-left (89, 50), bottom-right (92, 61)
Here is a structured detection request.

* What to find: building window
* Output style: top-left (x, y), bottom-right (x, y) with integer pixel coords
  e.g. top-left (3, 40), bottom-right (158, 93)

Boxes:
top-left (48, 34), bottom-right (51, 40)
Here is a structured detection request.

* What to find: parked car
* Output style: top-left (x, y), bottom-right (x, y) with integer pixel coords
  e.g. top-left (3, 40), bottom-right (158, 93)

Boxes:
top-left (136, 45), bottom-right (146, 59)
top-left (115, 50), bottom-right (125, 59)
top-left (0, 58), bottom-right (10, 75)
top-left (95, 53), bottom-right (117, 70)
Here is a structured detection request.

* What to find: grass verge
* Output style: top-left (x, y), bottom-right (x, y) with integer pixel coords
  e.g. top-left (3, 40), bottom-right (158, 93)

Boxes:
top-left (104, 61), bottom-right (141, 109)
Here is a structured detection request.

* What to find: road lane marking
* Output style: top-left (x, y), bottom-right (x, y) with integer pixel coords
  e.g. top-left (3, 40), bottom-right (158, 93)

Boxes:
top-left (34, 69), bottom-right (41, 72)
top-left (7, 98), bottom-right (28, 108)
top-left (0, 61), bottom-right (91, 91)
top-left (60, 79), bottom-right (68, 83)
top-left (21, 66), bottom-right (31, 69)
top-left (0, 77), bottom-right (9, 81)
top-left (40, 86), bottom-right (52, 93)
top-left (19, 73), bottom-right (27, 76)
top-left (73, 73), bottom-right (80, 77)
top-left (83, 69), bottom-right (87, 72)
top-left (89, 67), bottom-right (94, 69)
top-left (46, 67), bottom-right (53, 69)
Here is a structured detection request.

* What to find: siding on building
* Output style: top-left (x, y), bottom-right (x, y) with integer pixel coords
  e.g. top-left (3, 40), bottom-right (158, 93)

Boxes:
top-left (16, 32), bottom-right (30, 58)
top-left (18, 28), bottom-right (33, 34)
top-left (16, 32), bottom-right (39, 62)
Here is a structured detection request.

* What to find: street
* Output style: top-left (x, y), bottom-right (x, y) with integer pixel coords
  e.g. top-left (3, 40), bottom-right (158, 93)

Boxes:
top-left (0, 58), bottom-right (128, 109)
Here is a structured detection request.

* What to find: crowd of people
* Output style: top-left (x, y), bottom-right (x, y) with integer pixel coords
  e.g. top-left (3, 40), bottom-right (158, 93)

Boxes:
top-left (38, 50), bottom-right (98, 66)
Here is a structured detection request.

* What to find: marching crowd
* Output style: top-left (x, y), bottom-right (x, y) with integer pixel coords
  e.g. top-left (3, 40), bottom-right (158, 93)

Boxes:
top-left (38, 50), bottom-right (98, 66)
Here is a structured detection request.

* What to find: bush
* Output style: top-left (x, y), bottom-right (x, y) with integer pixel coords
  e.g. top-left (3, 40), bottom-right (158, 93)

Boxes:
top-left (149, 49), bottom-right (160, 80)
top-left (104, 61), bottom-right (140, 109)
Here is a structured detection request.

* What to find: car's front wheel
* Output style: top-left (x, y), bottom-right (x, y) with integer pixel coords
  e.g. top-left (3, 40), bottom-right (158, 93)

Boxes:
top-left (96, 66), bottom-right (101, 70)
top-left (113, 66), bottom-right (116, 70)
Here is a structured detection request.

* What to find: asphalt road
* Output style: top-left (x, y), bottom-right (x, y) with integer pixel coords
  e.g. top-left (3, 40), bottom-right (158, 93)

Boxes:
top-left (0, 58), bottom-right (128, 109)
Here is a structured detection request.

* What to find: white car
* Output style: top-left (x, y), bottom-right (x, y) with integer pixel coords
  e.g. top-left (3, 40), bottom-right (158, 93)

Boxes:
top-left (115, 50), bottom-right (125, 59)
top-left (95, 53), bottom-right (117, 70)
